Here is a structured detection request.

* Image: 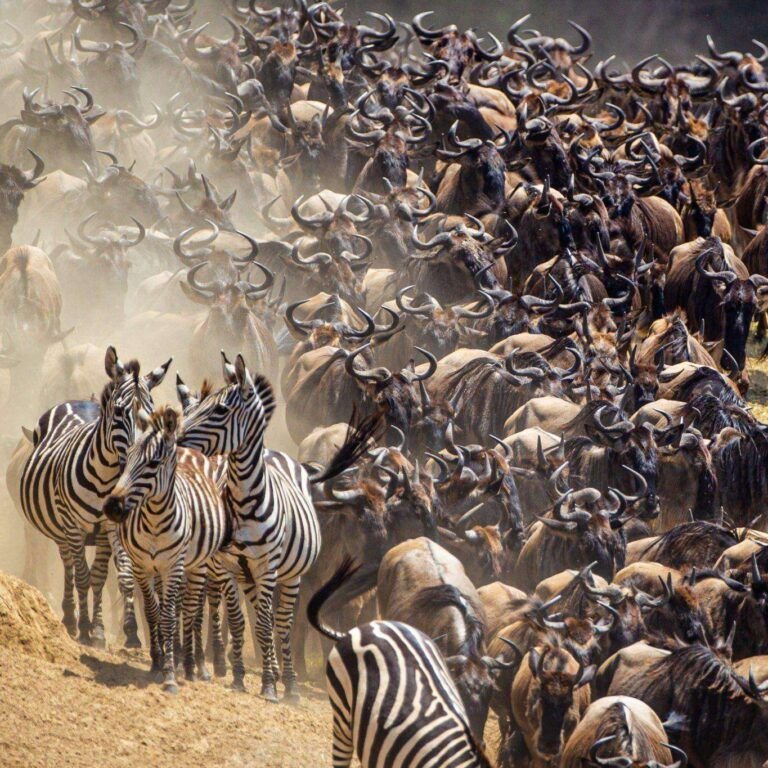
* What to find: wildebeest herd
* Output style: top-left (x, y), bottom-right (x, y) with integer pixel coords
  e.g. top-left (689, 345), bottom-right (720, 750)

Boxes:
top-left (2, 0), bottom-right (768, 766)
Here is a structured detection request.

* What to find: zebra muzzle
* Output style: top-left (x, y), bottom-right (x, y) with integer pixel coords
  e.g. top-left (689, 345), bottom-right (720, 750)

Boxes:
top-left (103, 495), bottom-right (129, 524)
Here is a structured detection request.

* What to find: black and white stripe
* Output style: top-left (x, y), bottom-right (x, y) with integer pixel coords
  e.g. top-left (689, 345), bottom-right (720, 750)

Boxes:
top-left (104, 407), bottom-right (229, 692)
top-left (308, 562), bottom-right (491, 768)
top-left (179, 353), bottom-right (320, 700)
top-left (17, 347), bottom-right (169, 646)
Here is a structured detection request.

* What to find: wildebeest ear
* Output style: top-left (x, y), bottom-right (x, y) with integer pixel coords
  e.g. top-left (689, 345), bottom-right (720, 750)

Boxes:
top-left (528, 648), bottom-right (540, 676)
top-left (146, 358), bottom-right (172, 390)
top-left (577, 664), bottom-right (596, 688)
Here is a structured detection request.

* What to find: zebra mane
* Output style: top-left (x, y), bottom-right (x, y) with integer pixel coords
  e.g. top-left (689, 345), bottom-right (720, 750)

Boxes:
top-left (252, 374), bottom-right (276, 422)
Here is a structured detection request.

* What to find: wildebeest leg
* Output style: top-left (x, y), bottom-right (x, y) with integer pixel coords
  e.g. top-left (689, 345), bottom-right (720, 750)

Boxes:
top-left (107, 527), bottom-right (140, 648)
top-left (243, 573), bottom-right (280, 702)
top-left (274, 575), bottom-right (301, 701)
top-left (88, 534), bottom-right (111, 648)
top-left (58, 542), bottom-right (77, 637)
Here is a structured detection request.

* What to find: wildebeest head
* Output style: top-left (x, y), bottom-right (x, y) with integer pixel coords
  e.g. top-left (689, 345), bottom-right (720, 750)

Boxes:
top-left (537, 486), bottom-right (632, 582)
top-left (175, 174), bottom-right (236, 230)
top-left (584, 409), bottom-right (660, 519)
top-left (411, 215), bottom-right (506, 304)
top-left (19, 86), bottom-right (101, 174)
top-left (0, 150), bottom-right (44, 253)
top-left (344, 343), bottom-right (437, 434)
top-left (696, 249), bottom-right (768, 370)
top-left (73, 22), bottom-right (144, 110)
top-left (411, 13), bottom-right (503, 81)
top-left (65, 213), bottom-right (146, 319)
top-left (638, 573), bottom-right (707, 645)
top-left (81, 150), bottom-right (161, 225)
top-left (525, 642), bottom-right (595, 760)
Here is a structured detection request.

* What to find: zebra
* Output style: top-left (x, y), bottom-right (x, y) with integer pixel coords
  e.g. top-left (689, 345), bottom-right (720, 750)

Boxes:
top-left (178, 352), bottom-right (378, 701)
top-left (308, 559), bottom-right (494, 768)
top-left (17, 346), bottom-right (170, 646)
top-left (103, 405), bottom-right (230, 693)
top-left (177, 352), bottom-right (320, 701)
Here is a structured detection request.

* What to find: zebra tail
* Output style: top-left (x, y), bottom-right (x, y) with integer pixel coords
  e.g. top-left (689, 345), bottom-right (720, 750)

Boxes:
top-left (308, 408), bottom-right (384, 484)
top-left (307, 557), bottom-right (359, 643)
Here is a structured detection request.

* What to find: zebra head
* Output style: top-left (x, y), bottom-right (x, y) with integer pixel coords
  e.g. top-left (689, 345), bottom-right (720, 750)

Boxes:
top-left (102, 346), bottom-right (172, 463)
top-left (178, 352), bottom-right (275, 458)
top-left (103, 407), bottom-right (179, 523)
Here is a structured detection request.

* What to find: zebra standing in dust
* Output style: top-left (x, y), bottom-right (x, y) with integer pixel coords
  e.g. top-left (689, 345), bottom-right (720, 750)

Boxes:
top-left (17, 346), bottom-right (170, 646)
top-left (103, 405), bottom-right (229, 693)
top-left (308, 559), bottom-right (493, 768)
top-left (178, 352), bottom-right (321, 701)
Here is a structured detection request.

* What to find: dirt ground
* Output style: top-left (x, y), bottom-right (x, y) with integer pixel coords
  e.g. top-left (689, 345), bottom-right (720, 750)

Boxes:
top-left (0, 571), bottom-right (334, 768)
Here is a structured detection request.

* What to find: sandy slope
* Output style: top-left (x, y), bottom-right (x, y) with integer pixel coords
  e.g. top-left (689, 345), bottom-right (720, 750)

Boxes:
top-left (0, 571), bottom-right (333, 768)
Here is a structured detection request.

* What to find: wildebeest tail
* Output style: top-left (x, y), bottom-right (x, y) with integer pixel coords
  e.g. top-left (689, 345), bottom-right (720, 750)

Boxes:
top-left (411, 584), bottom-right (486, 658)
top-left (308, 408), bottom-right (384, 484)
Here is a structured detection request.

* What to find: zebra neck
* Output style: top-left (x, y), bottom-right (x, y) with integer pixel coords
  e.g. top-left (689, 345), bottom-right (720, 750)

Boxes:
top-left (224, 429), bottom-right (267, 517)
top-left (140, 482), bottom-right (177, 525)
top-left (84, 411), bottom-right (123, 485)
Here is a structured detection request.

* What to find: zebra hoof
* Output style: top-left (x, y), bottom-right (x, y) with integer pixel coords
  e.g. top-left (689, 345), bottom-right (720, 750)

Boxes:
top-left (213, 659), bottom-right (227, 678)
top-left (260, 683), bottom-right (279, 703)
top-left (62, 617), bottom-right (77, 637)
top-left (185, 669), bottom-right (196, 682)
top-left (198, 667), bottom-right (212, 683)
top-left (124, 634), bottom-right (142, 650)
top-left (163, 681), bottom-right (180, 695)
top-left (283, 691), bottom-right (300, 706)
top-left (230, 678), bottom-right (246, 693)
top-left (91, 629), bottom-right (106, 649)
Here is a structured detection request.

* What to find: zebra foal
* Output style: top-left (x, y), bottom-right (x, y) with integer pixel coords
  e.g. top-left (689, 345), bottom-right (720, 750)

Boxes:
top-left (103, 405), bottom-right (229, 693)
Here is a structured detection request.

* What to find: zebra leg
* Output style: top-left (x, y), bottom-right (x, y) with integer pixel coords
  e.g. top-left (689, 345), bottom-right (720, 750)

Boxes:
top-left (223, 576), bottom-right (246, 691)
top-left (65, 527), bottom-right (92, 644)
top-left (88, 536), bottom-right (111, 649)
top-left (174, 573), bottom-right (185, 670)
top-left (182, 566), bottom-right (208, 682)
top-left (107, 528), bottom-right (140, 649)
top-left (160, 563), bottom-right (184, 694)
top-left (244, 575), bottom-right (280, 703)
top-left (58, 543), bottom-right (77, 637)
top-left (136, 574), bottom-right (162, 678)
top-left (330, 710), bottom-right (354, 768)
top-left (206, 571), bottom-right (226, 677)
top-left (274, 576), bottom-right (301, 702)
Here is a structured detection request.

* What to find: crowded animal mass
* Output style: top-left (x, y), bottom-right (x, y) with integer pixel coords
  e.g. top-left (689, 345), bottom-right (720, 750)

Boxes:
top-left (1, 0), bottom-right (768, 766)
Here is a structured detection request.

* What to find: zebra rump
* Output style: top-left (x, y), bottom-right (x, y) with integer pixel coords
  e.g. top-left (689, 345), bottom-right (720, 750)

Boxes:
top-left (308, 559), bottom-right (491, 768)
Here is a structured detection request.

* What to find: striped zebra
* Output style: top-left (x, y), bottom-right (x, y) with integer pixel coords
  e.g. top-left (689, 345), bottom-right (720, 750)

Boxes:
top-left (103, 406), bottom-right (230, 692)
top-left (308, 559), bottom-right (493, 768)
top-left (178, 353), bottom-right (320, 701)
top-left (17, 346), bottom-right (170, 646)
top-left (178, 353), bottom-right (378, 701)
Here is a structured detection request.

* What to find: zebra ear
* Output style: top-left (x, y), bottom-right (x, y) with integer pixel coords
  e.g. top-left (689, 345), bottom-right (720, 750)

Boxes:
top-left (234, 354), bottom-right (255, 395)
top-left (104, 346), bottom-right (124, 380)
top-left (176, 373), bottom-right (191, 410)
top-left (146, 357), bottom-right (172, 390)
top-left (221, 350), bottom-right (237, 385)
